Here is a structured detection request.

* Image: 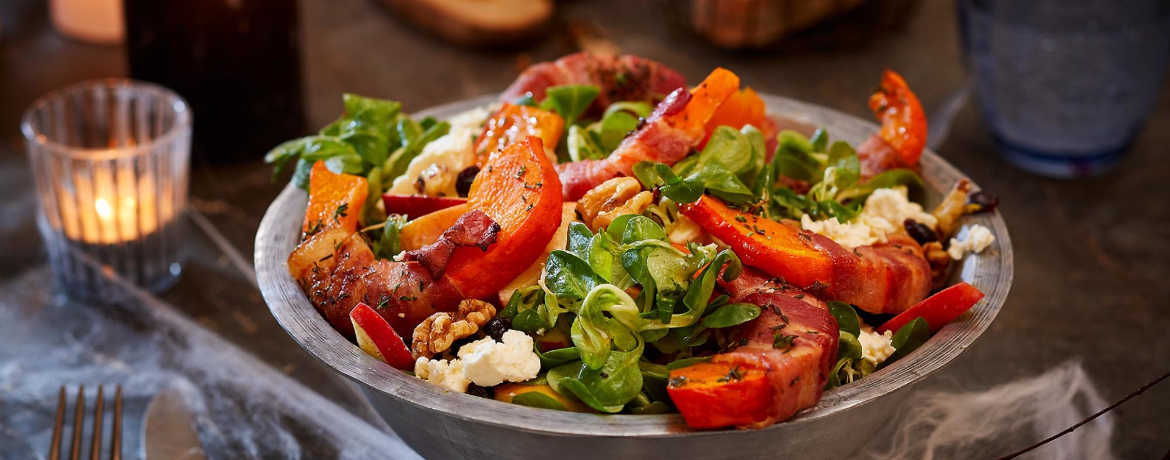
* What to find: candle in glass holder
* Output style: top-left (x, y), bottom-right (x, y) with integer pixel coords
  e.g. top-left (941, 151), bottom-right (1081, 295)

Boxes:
top-left (24, 80), bottom-right (191, 302)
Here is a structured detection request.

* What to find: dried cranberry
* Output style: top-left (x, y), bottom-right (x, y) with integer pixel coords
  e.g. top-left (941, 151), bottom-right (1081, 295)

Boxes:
top-left (966, 190), bottom-right (999, 213)
top-left (904, 219), bottom-right (937, 245)
top-left (466, 384), bottom-right (493, 399)
top-left (484, 316), bottom-right (511, 342)
top-left (455, 166), bottom-right (480, 198)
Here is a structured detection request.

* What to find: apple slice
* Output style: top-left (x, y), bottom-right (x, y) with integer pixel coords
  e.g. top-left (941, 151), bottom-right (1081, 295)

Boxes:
top-left (382, 193), bottom-right (467, 220)
top-left (350, 302), bottom-right (414, 370)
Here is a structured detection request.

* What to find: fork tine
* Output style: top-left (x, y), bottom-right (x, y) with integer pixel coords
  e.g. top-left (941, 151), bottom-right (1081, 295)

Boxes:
top-left (69, 385), bottom-right (84, 460)
top-left (109, 386), bottom-right (122, 460)
top-left (89, 385), bottom-right (104, 460)
top-left (48, 386), bottom-right (66, 460)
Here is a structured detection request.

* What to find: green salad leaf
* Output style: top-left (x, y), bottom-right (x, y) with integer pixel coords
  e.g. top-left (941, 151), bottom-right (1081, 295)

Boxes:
top-left (540, 85), bottom-right (600, 127)
top-left (598, 110), bottom-right (640, 152)
top-left (837, 331), bottom-right (863, 360)
top-left (549, 336), bottom-right (644, 413)
top-left (880, 316), bottom-right (931, 369)
top-left (536, 346), bottom-right (581, 369)
top-left (567, 125), bottom-right (607, 162)
top-left (701, 303), bottom-right (761, 328)
top-left (369, 214), bottom-right (407, 260)
top-left (828, 301), bottom-right (861, 337)
top-left (544, 250), bottom-right (605, 300)
top-left (511, 392), bottom-right (569, 411)
top-left (384, 120), bottom-right (450, 179)
top-left (651, 125), bottom-right (763, 206)
top-left (665, 356), bottom-right (712, 370)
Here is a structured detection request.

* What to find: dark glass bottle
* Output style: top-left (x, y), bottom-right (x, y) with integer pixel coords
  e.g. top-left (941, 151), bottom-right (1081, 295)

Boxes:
top-left (124, 0), bottom-right (305, 163)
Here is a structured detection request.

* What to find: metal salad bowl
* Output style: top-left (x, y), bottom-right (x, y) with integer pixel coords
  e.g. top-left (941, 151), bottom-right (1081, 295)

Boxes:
top-left (255, 93), bottom-right (1013, 460)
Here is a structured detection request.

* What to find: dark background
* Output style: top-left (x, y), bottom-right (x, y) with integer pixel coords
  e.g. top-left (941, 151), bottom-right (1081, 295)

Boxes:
top-left (1, 0), bottom-right (1167, 457)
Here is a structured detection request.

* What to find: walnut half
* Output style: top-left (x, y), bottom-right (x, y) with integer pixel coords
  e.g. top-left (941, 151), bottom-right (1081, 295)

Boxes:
top-left (576, 177), bottom-right (654, 231)
top-left (411, 299), bottom-right (496, 359)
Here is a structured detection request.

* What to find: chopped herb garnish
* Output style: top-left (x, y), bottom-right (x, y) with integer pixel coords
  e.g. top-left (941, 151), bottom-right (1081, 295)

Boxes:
top-left (318, 254), bottom-right (333, 262)
top-left (735, 215), bottom-right (747, 223)
top-left (333, 203), bottom-right (349, 223)
top-left (305, 219), bottom-right (323, 236)
top-left (773, 333), bottom-right (798, 350)
top-left (399, 295), bottom-right (418, 301)
top-left (376, 293), bottom-right (391, 309)
top-left (716, 365), bottom-right (744, 383)
top-left (668, 376), bottom-right (688, 388)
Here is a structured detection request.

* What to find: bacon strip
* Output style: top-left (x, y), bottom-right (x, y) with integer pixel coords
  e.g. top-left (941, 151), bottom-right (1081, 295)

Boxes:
top-left (500, 52), bottom-right (686, 113)
top-left (856, 133), bottom-right (920, 181)
top-left (798, 232), bottom-right (932, 315)
top-left (402, 210), bottom-right (500, 279)
top-left (291, 231), bottom-right (462, 338)
top-left (714, 269), bottom-right (838, 427)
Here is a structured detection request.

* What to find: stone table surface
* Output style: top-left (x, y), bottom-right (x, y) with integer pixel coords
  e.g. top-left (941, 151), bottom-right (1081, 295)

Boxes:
top-left (1, 0), bottom-right (1167, 457)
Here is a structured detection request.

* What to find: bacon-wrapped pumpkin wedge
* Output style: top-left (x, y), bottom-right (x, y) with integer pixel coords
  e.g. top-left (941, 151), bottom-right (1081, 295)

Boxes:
top-left (445, 136), bottom-right (563, 299)
top-left (857, 69), bottom-right (927, 181)
top-left (500, 52), bottom-right (686, 113)
top-left (680, 194), bottom-right (931, 315)
top-left (288, 137), bottom-right (563, 337)
top-left (557, 67), bottom-right (740, 200)
top-left (669, 270), bottom-right (838, 429)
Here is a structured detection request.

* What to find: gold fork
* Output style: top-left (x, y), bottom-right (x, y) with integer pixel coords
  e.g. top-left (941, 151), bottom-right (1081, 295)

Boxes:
top-left (48, 385), bottom-right (122, 460)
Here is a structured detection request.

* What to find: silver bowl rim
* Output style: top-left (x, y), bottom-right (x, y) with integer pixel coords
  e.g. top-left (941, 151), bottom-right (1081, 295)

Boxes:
top-left (255, 92), bottom-right (1013, 437)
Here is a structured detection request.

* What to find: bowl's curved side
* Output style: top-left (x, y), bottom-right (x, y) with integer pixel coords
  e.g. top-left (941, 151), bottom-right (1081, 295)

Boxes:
top-left (255, 93), bottom-right (1013, 443)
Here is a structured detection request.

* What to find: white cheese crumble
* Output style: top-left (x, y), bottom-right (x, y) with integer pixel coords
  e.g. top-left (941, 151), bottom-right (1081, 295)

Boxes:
top-left (414, 356), bottom-right (470, 393)
top-left (858, 327), bottom-right (896, 366)
top-left (387, 106), bottom-right (492, 197)
top-left (947, 224), bottom-right (995, 260)
top-left (412, 330), bottom-right (541, 392)
top-left (800, 214), bottom-right (875, 249)
top-left (860, 187), bottom-right (937, 236)
top-left (800, 186), bottom-right (936, 249)
top-left (458, 330), bottom-right (541, 387)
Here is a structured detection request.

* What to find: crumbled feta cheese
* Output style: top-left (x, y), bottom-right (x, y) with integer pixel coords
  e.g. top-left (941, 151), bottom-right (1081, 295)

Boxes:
top-left (947, 224), bottom-right (995, 260)
top-left (858, 327), bottom-right (896, 366)
top-left (801, 214), bottom-right (877, 248)
top-left (800, 187), bottom-right (937, 249)
top-left (860, 187), bottom-right (937, 232)
top-left (458, 330), bottom-right (541, 387)
top-left (414, 356), bottom-right (470, 393)
top-left (387, 106), bottom-right (491, 197)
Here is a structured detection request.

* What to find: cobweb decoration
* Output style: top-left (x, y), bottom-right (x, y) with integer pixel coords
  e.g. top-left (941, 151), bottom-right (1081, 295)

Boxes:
top-left (859, 361), bottom-right (1116, 460)
top-left (0, 266), bottom-right (423, 460)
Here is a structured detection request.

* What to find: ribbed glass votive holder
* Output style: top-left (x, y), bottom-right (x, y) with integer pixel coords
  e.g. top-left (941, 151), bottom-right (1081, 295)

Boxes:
top-left (23, 79), bottom-right (191, 302)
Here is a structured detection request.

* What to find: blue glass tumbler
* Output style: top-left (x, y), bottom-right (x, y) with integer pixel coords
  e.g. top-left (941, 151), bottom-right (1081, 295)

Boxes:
top-left (958, 0), bottom-right (1170, 177)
